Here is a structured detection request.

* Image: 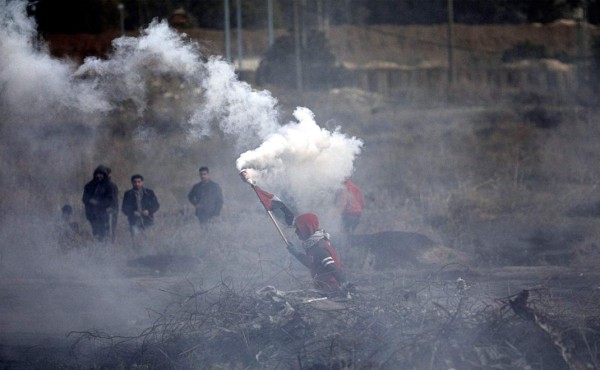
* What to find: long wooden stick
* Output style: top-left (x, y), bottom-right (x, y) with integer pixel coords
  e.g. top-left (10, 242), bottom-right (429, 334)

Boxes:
top-left (250, 184), bottom-right (290, 246)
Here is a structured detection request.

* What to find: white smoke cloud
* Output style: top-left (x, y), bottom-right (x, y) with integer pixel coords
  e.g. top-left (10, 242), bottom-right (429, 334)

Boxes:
top-left (189, 56), bottom-right (280, 149)
top-left (0, 0), bottom-right (365, 342)
top-left (74, 19), bottom-right (204, 117)
top-left (0, 0), bottom-right (110, 118)
top-left (71, 18), bottom-right (280, 148)
top-left (1, 0), bottom-right (364, 221)
top-left (236, 107), bottom-right (363, 212)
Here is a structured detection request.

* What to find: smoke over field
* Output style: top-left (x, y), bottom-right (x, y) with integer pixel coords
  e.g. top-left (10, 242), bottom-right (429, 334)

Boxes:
top-left (1, 0), bottom-right (362, 345)
top-left (3, 0), bottom-right (600, 368)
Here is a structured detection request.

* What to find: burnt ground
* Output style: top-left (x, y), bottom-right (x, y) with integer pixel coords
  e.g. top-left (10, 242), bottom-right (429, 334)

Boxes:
top-left (2, 229), bottom-right (600, 369)
top-left (3, 96), bottom-right (600, 368)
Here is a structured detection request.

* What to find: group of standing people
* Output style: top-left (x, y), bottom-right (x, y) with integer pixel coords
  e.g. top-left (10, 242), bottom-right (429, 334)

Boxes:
top-left (81, 165), bottom-right (223, 243)
top-left (80, 164), bottom-right (362, 297)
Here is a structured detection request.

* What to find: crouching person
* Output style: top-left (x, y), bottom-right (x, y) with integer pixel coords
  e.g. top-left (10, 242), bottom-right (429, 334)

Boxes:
top-left (286, 213), bottom-right (350, 297)
top-left (121, 174), bottom-right (160, 243)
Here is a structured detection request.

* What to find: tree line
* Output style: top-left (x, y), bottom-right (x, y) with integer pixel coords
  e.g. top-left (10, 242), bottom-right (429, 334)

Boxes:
top-left (30, 0), bottom-right (600, 35)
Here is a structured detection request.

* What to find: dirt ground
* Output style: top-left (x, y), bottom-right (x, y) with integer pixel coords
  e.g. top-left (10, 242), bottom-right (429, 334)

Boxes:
top-left (2, 211), bottom-right (600, 369)
top-left (3, 93), bottom-right (600, 368)
top-left (4, 94), bottom-right (600, 368)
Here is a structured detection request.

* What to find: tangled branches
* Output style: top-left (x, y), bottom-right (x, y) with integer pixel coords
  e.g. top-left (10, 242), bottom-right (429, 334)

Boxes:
top-left (67, 270), bottom-right (600, 369)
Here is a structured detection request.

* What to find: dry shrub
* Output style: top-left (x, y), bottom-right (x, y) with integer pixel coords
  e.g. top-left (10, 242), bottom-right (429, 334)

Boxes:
top-left (63, 268), bottom-right (600, 369)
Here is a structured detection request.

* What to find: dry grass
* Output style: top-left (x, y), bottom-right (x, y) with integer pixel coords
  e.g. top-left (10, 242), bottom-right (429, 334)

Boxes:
top-left (12, 83), bottom-right (597, 270)
top-left (5, 89), bottom-right (600, 368)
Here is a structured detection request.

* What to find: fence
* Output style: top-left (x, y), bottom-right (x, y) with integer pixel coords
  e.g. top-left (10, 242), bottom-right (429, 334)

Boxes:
top-left (348, 60), bottom-right (580, 100)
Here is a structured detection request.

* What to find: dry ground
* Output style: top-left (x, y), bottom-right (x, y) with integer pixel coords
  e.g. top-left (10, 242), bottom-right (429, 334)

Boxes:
top-left (3, 85), bottom-right (600, 368)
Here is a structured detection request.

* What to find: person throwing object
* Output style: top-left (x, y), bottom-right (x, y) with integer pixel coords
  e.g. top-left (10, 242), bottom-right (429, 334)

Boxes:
top-left (337, 178), bottom-right (365, 234)
top-left (286, 213), bottom-right (349, 296)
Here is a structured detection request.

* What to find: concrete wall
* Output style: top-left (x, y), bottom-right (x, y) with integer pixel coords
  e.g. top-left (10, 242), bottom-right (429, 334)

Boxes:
top-left (240, 60), bottom-right (583, 101)
top-left (350, 62), bottom-right (580, 100)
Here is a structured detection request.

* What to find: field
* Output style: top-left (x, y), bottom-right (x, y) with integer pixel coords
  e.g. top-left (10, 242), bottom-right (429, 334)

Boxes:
top-left (3, 7), bottom-right (600, 368)
top-left (3, 85), bottom-right (600, 368)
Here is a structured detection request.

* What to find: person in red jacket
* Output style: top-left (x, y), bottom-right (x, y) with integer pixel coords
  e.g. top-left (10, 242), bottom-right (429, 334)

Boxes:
top-left (337, 178), bottom-right (365, 234)
top-left (286, 213), bottom-right (347, 295)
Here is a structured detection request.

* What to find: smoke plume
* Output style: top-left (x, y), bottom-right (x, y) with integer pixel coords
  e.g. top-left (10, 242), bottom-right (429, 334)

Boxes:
top-left (1, 0), bottom-right (363, 216)
top-left (0, 0), bottom-right (109, 119)
top-left (236, 107), bottom-right (363, 212)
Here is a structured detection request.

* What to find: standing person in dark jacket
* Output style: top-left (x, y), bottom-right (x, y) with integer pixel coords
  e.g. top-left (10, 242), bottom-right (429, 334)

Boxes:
top-left (122, 174), bottom-right (160, 239)
top-left (82, 165), bottom-right (117, 242)
top-left (286, 213), bottom-right (348, 296)
top-left (187, 166), bottom-right (223, 224)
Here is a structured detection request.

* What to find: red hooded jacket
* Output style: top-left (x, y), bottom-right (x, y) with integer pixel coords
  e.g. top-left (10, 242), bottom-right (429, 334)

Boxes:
top-left (339, 179), bottom-right (364, 216)
top-left (293, 213), bottom-right (345, 292)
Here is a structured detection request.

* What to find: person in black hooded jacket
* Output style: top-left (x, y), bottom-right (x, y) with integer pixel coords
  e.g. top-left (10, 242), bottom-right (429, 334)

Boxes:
top-left (82, 165), bottom-right (117, 242)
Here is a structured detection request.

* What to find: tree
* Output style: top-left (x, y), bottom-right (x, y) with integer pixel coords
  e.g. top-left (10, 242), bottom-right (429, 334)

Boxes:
top-left (33, 0), bottom-right (122, 34)
top-left (256, 31), bottom-right (345, 90)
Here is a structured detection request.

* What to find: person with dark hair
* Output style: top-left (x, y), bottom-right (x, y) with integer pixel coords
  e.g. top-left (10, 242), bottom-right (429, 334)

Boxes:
top-left (56, 203), bottom-right (91, 251)
top-left (187, 166), bottom-right (223, 224)
top-left (61, 204), bottom-right (73, 221)
top-left (60, 204), bottom-right (79, 232)
top-left (82, 165), bottom-right (117, 242)
top-left (286, 213), bottom-right (349, 296)
top-left (121, 174), bottom-right (160, 239)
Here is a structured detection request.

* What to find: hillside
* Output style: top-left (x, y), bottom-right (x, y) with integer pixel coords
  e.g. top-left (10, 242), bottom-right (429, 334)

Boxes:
top-left (45, 22), bottom-right (600, 69)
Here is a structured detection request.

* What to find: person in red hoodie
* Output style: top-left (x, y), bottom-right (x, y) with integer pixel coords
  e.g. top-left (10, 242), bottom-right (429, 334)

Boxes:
top-left (286, 213), bottom-right (348, 295)
top-left (337, 178), bottom-right (365, 234)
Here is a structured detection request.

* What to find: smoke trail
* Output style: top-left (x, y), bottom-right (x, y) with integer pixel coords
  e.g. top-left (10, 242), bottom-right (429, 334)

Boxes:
top-left (72, 18), bottom-right (280, 150)
top-left (0, 0), bottom-right (284, 211)
top-left (0, 0), bottom-right (279, 144)
top-left (0, 0), bottom-right (365, 344)
top-left (190, 56), bottom-right (280, 149)
top-left (74, 19), bottom-right (204, 118)
top-left (236, 107), bottom-right (363, 212)
top-left (0, 0), bottom-right (110, 120)
top-left (1, 0), bottom-right (364, 218)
